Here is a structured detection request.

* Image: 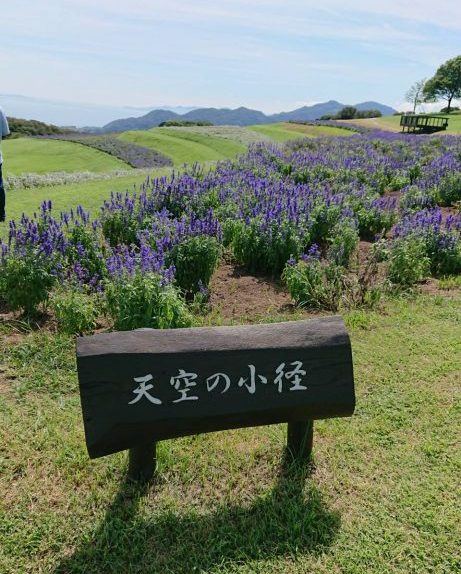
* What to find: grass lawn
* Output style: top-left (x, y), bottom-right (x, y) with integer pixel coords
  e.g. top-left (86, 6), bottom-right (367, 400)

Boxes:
top-left (347, 112), bottom-right (461, 134)
top-left (2, 138), bottom-right (131, 175)
top-left (249, 122), bottom-right (352, 142)
top-left (1, 293), bottom-right (460, 573)
top-left (118, 128), bottom-right (246, 165)
top-left (0, 170), bottom-right (172, 241)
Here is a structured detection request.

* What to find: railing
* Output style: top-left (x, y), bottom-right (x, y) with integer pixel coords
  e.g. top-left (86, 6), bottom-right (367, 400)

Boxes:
top-left (400, 114), bottom-right (449, 133)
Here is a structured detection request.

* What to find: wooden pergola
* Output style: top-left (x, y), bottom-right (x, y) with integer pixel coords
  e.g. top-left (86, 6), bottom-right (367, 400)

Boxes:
top-left (400, 114), bottom-right (449, 134)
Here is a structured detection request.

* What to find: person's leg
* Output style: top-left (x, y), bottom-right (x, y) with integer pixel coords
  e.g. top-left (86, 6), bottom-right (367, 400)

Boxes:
top-left (0, 163), bottom-right (5, 222)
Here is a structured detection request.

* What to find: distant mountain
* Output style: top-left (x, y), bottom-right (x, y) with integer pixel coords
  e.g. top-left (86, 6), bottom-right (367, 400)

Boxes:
top-left (101, 110), bottom-right (179, 133)
top-left (99, 100), bottom-right (397, 132)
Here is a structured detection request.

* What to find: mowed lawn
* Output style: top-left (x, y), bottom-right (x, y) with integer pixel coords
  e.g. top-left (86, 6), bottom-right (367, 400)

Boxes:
top-left (347, 113), bottom-right (461, 134)
top-left (118, 128), bottom-right (246, 165)
top-left (249, 122), bottom-right (353, 142)
top-left (2, 137), bottom-right (131, 175)
top-left (0, 170), bottom-right (175, 241)
top-left (0, 294), bottom-right (460, 573)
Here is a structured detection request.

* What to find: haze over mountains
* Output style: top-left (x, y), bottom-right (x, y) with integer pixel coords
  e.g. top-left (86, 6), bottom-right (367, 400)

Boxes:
top-left (96, 101), bottom-right (396, 133)
top-left (0, 94), bottom-right (396, 131)
top-left (0, 94), bottom-right (196, 128)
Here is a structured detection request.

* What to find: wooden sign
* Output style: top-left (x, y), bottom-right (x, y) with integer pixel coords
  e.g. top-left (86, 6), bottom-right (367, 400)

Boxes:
top-left (77, 316), bottom-right (355, 480)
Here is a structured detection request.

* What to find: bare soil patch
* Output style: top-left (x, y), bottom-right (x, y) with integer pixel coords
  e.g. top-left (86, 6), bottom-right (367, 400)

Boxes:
top-left (209, 262), bottom-right (294, 320)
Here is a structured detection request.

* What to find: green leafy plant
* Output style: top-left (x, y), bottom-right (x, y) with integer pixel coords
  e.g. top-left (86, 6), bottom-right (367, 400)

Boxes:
top-left (282, 259), bottom-right (345, 311)
top-left (231, 219), bottom-right (304, 275)
top-left (0, 251), bottom-right (57, 314)
top-left (327, 221), bottom-right (359, 268)
top-left (50, 288), bottom-right (100, 335)
top-left (436, 172), bottom-right (461, 207)
top-left (105, 272), bottom-right (192, 331)
top-left (388, 237), bottom-right (430, 287)
top-left (168, 236), bottom-right (221, 295)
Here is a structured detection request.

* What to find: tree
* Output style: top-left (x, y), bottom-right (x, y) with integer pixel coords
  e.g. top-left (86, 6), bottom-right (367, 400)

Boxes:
top-left (423, 55), bottom-right (461, 113)
top-left (336, 106), bottom-right (357, 120)
top-left (405, 78), bottom-right (426, 113)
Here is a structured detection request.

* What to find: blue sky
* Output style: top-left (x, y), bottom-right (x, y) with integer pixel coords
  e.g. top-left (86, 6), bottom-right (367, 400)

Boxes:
top-left (1, 0), bottom-right (460, 113)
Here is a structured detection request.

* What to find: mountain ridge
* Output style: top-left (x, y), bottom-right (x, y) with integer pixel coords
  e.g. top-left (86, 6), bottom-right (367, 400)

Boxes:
top-left (99, 100), bottom-right (396, 133)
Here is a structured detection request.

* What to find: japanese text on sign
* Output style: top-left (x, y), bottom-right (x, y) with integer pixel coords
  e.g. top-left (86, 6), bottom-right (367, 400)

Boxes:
top-left (128, 361), bottom-right (308, 405)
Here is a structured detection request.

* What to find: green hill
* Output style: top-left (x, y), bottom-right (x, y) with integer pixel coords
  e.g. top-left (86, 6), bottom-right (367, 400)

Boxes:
top-left (118, 128), bottom-right (246, 165)
top-left (2, 138), bottom-right (131, 175)
top-left (249, 122), bottom-right (353, 142)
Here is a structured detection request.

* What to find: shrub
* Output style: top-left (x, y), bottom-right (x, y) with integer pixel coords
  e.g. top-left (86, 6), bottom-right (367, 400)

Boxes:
top-left (436, 172), bottom-right (461, 206)
top-left (51, 289), bottom-right (100, 334)
top-left (388, 237), bottom-right (430, 287)
top-left (105, 271), bottom-right (192, 331)
top-left (101, 209), bottom-right (140, 247)
top-left (327, 220), bottom-right (359, 268)
top-left (401, 186), bottom-right (436, 211)
top-left (283, 259), bottom-right (345, 311)
top-left (283, 257), bottom-right (381, 311)
top-left (0, 251), bottom-right (57, 314)
top-left (168, 235), bottom-right (221, 295)
top-left (356, 203), bottom-right (397, 240)
top-left (231, 219), bottom-right (304, 274)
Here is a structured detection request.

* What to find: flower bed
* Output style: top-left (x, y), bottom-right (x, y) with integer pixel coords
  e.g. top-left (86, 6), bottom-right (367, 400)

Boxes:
top-left (1, 133), bottom-right (460, 330)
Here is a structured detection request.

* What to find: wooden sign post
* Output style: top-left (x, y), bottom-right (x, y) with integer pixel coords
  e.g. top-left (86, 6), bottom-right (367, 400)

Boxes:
top-left (76, 317), bottom-right (355, 482)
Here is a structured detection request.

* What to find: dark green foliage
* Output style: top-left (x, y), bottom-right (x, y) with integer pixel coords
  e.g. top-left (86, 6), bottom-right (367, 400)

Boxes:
top-left (436, 172), bottom-right (461, 206)
top-left (7, 117), bottom-right (69, 137)
top-left (336, 107), bottom-right (358, 120)
top-left (101, 211), bottom-right (140, 247)
top-left (327, 221), bottom-right (359, 268)
top-left (169, 236), bottom-right (221, 295)
top-left (105, 272), bottom-right (192, 331)
top-left (159, 120), bottom-right (214, 127)
top-left (355, 110), bottom-right (382, 118)
top-left (231, 219), bottom-right (304, 275)
top-left (423, 55), bottom-right (461, 113)
top-left (356, 205), bottom-right (397, 240)
top-left (283, 259), bottom-right (381, 311)
top-left (0, 251), bottom-right (57, 314)
top-left (51, 289), bottom-right (100, 334)
top-left (283, 259), bottom-right (345, 310)
top-left (388, 237), bottom-right (430, 287)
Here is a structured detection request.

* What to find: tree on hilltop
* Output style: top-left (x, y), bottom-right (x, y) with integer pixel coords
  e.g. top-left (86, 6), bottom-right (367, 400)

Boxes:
top-left (405, 79), bottom-right (426, 114)
top-left (423, 55), bottom-right (461, 114)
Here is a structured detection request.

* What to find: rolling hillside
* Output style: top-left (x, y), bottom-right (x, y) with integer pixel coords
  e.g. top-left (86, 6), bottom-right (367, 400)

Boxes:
top-left (100, 101), bottom-right (397, 132)
top-left (2, 138), bottom-right (131, 175)
top-left (118, 128), bottom-right (247, 165)
top-left (344, 113), bottom-right (461, 134)
top-left (249, 122), bottom-right (353, 142)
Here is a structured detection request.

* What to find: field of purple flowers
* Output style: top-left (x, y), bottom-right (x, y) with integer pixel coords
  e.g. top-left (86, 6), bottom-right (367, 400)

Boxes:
top-left (1, 131), bottom-right (460, 332)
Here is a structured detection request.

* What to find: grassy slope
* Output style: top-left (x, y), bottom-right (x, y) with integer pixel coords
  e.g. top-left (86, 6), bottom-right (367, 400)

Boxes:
top-left (347, 113), bottom-right (461, 134)
top-left (249, 122), bottom-right (352, 142)
top-left (0, 170), bottom-right (173, 241)
top-left (0, 294), bottom-right (460, 573)
top-left (119, 128), bottom-right (246, 165)
top-left (2, 137), bottom-right (131, 175)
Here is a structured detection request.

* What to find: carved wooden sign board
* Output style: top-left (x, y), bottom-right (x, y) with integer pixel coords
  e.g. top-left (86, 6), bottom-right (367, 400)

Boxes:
top-left (76, 317), bottom-right (355, 479)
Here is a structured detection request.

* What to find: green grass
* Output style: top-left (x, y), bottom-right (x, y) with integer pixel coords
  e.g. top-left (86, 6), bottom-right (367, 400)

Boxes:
top-left (249, 122), bottom-right (352, 142)
top-left (2, 137), bottom-right (131, 175)
top-left (119, 128), bottom-right (246, 165)
top-left (347, 112), bottom-right (461, 134)
top-left (0, 170), bottom-right (172, 241)
top-left (1, 293), bottom-right (460, 573)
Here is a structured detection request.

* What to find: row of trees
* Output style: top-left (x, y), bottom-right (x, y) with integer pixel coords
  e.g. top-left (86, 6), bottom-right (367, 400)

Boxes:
top-left (320, 107), bottom-right (382, 120)
top-left (406, 55), bottom-right (461, 114)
